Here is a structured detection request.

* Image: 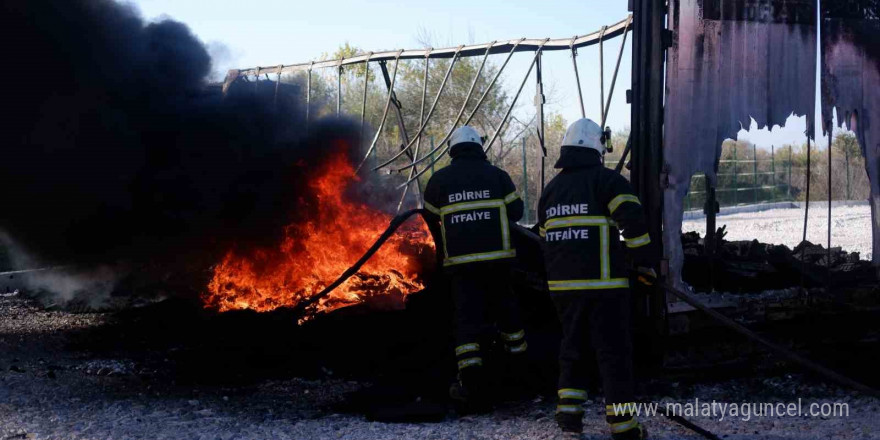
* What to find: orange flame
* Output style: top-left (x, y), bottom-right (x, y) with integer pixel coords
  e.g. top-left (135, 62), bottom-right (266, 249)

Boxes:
top-left (202, 143), bottom-right (434, 316)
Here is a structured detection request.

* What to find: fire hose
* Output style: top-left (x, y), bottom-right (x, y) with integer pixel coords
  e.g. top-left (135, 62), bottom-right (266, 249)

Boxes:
top-left (662, 283), bottom-right (880, 398)
top-left (286, 212), bottom-right (877, 437)
top-left (291, 208), bottom-right (428, 315)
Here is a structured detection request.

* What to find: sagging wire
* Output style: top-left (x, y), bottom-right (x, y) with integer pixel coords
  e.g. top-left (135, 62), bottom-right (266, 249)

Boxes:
top-left (396, 52), bottom-right (433, 213)
top-left (397, 39), bottom-right (549, 189)
top-left (360, 52), bottom-right (374, 148)
top-left (601, 15), bottom-right (631, 129)
top-left (368, 46), bottom-right (463, 171)
top-left (570, 35), bottom-right (586, 118)
top-left (377, 43), bottom-right (495, 173)
top-left (598, 25), bottom-right (607, 124)
top-left (305, 61), bottom-right (313, 134)
top-left (354, 50), bottom-right (404, 173)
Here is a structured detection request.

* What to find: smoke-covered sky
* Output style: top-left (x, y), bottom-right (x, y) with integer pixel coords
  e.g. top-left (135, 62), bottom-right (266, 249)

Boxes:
top-left (0, 0), bottom-right (362, 268)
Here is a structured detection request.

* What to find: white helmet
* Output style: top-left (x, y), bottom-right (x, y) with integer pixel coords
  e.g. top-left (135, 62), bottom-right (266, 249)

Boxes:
top-left (561, 118), bottom-right (605, 154)
top-left (448, 125), bottom-right (484, 148)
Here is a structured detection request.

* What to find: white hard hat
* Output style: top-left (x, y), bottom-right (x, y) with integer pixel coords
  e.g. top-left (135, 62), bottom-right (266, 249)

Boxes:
top-left (448, 125), bottom-right (484, 148)
top-left (561, 118), bottom-right (604, 154)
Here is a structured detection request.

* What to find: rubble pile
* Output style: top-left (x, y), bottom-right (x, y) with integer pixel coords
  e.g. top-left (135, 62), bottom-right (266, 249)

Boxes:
top-left (681, 226), bottom-right (877, 293)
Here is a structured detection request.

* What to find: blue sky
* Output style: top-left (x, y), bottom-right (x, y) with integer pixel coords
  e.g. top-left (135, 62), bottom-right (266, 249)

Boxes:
top-left (131, 0), bottom-right (831, 149)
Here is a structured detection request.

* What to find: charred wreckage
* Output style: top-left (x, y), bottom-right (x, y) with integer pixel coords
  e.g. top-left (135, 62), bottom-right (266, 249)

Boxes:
top-left (1, 0), bottom-right (880, 434)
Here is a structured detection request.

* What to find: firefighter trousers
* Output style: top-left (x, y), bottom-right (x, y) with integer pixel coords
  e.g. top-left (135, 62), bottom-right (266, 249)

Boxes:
top-left (448, 261), bottom-right (527, 375)
top-left (552, 290), bottom-right (635, 407)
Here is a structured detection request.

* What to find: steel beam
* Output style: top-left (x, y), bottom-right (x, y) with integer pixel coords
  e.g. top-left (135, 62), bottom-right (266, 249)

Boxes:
top-left (231, 18), bottom-right (631, 77)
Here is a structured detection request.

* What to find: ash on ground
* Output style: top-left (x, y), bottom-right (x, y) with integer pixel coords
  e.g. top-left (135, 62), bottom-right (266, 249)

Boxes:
top-left (2, 294), bottom-right (880, 440)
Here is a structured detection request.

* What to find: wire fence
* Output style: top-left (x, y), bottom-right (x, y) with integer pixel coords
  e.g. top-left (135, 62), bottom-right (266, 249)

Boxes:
top-left (685, 144), bottom-right (795, 211)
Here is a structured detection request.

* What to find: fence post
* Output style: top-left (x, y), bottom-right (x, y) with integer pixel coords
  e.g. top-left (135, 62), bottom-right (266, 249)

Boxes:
top-left (788, 146), bottom-right (793, 199)
top-left (522, 136), bottom-right (529, 224)
top-left (844, 143), bottom-right (851, 200)
top-left (733, 144), bottom-right (738, 205)
top-left (753, 143), bottom-right (758, 204)
top-left (771, 145), bottom-right (776, 202)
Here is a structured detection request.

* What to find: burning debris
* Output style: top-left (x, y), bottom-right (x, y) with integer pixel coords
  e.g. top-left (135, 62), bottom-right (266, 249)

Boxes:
top-left (203, 146), bottom-right (434, 315)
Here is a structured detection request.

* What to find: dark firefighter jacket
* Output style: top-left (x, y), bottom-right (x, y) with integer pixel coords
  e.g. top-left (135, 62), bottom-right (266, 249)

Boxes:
top-left (537, 146), bottom-right (652, 292)
top-left (423, 143), bottom-right (524, 267)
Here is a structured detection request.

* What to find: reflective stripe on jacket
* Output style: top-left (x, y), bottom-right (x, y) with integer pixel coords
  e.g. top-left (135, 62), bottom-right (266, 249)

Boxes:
top-left (423, 144), bottom-right (524, 267)
top-left (538, 146), bottom-right (652, 291)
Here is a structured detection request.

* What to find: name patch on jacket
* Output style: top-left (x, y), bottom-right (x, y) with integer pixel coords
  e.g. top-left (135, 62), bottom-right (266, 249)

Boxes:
top-left (449, 190), bottom-right (491, 203)
top-left (545, 228), bottom-right (589, 242)
top-left (545, 203), bottom-right (589, 219)
top-left (449, 211), bottom-right (493, 224)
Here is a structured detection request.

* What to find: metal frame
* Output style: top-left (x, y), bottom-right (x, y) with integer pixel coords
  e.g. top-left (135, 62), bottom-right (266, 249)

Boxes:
top-left (226, 18), bottom-right (630, 80)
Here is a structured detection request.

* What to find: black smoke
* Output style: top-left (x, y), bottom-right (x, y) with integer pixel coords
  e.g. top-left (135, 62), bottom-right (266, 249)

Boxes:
top-left (0, 0), bottom-right (360, 270)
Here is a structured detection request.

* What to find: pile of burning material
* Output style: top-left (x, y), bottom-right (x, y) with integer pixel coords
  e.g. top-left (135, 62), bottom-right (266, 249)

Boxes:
top-left (681, 227), bottom-right (877, 293)
top-left (201, 146), bottom-right (435, 320)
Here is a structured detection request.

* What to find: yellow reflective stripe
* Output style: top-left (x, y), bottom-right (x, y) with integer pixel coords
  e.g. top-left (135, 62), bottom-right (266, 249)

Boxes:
top-left (548, 278), bottom-right (629, 291)
top-left (500, 329), bottom-right (525, 342)
top-left (499, 204), bottom-right (511, 250)
top-left (539, 227), bottom-right (546, 238)
top-left (439, 199), bottom-right (504, 214)
top-left (439, 218), bottom-right (450, 260)
top-left (443, 249), bottom-right (516, 266)
top-left (558, 388), bottom-right (588, 400)
top-left (625, 233), bottom-right (651, 249)
top-left (556, 404), bottom-right (585, 414)
top-left (610, 418), bottom-right (638, 434)
top-left (457, 357), bottom-right (482, 370)
top-left (600, 224), bottom-right (610, 279)
top-left (454, 343), bottom-right (480, 356)
top-left (606, 403), bottom-right (637, 416)
top-left (545, 215), bottom-right (608, 230)
top-left (504, 191), bottom-right (520, 204)
top-left (424, 202), bottom-right (440, 215)
top-left (506, 341), bottom-right (528, 353)
top-left (608, 194), bottom-right (641, 215)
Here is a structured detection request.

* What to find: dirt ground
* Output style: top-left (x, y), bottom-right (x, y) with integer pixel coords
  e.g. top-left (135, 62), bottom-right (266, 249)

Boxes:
top-left (2, 292), bottom-right (879, 440)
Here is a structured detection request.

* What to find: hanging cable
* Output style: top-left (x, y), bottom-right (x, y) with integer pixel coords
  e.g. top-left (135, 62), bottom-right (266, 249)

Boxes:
top-left (379, 43), bottom-right (495, 172)
top-left (827, 125), bottom-right (833, 290)
top-left (336, 59), bottom-right (344, 116)
top-left (360, 52), bottom-right (373, 148)
top-left (389, 39), bottom-right (527, 173)
top-left (570, 36), bottom-right (586, 118)
top-left (601, 15), bottom-right (631, 128)
top-left (305, 62), bottom-right (313, 134)
top-left (598, 25), bottom-right (607, 124)
top-left (801, 132), bottom-right (812, 289)
top-left (368, 46), bottom-right (463, 171)
top-left (273, 65), bottom-right (283, 110)
top-left (396, 52), bottom-right (433, 213)
top-left (398, 40), bottom-right (549, 188)
top-left (354, 50), bottom-right (404, 173)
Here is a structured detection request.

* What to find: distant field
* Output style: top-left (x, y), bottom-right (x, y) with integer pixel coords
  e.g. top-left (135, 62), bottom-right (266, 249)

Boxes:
top-left (683, 204), bottom-right (873, 261)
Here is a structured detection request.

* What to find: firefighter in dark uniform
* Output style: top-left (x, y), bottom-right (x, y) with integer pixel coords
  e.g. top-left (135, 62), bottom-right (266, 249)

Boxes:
top-left (422, 125), bottom-right (527, 411)
top-left (538, 118), bottom-right (656, 440)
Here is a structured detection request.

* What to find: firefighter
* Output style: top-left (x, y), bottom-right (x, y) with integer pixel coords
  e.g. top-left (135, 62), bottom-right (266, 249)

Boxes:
top-left (537, 118), bottom-right (656, 439)
top-left (422, 125), bottom-right (527, 412)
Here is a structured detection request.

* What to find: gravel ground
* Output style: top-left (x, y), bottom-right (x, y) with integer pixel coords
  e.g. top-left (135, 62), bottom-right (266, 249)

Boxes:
top-left (2, 294), bottom-right (879, 439)
top-left (683, 204), bottom-right (873, 261)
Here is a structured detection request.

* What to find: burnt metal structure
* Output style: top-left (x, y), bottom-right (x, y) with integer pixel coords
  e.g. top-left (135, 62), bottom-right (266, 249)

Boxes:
top-left (629, 0), bottom-right (667, 336)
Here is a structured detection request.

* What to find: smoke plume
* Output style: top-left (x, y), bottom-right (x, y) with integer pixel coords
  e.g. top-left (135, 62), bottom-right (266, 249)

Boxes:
top-left (0, 0), bottom-right (370, 303)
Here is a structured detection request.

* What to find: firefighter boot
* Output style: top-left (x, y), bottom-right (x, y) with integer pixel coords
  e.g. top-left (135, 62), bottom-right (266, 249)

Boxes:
top-left (608, 416), bottom-right (648, 440)
top-left (554, 411), bottom-right (583, 435)
top-left (449, 367), bottom-right (491, 414)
